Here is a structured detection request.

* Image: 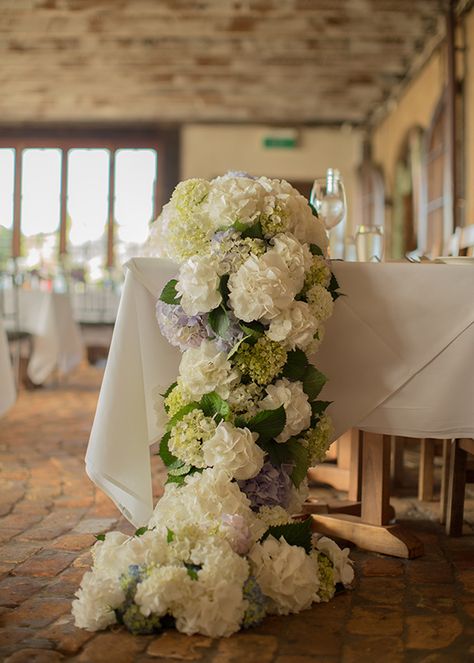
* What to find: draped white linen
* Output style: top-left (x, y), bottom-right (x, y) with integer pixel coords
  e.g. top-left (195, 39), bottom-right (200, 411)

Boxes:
top-left (0, 318), bottom-right (16, 418)
top-left (3, 290), bottom-right (84, 384)
top-left (86, 258), bottom-right (474, 526)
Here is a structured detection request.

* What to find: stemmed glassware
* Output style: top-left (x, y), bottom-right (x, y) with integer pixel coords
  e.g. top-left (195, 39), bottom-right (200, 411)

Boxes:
top-left (310, 168), bottom-right (347, 233)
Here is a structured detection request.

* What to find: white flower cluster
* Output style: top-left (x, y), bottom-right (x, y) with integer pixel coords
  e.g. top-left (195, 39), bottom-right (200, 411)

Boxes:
top-left (75, 173), bottom-right (351, 638)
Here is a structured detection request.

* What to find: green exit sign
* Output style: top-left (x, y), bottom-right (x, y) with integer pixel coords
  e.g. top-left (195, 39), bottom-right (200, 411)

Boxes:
top-left (262, 130), bottom-right (299, 149)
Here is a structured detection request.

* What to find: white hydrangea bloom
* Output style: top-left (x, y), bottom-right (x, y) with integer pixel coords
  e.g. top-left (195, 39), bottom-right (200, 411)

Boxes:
top-left (270, 233), bottom-right (312, 293)
top-left (249, 535), bottom-right (320, 615)
top-left (176, 256), bottom-right (222, 316)
top-left (307, 284), bottom-right (334, 323)
top-left (202, 421), bottom-right (264, 480)
top-left (284, 192), bottom-right (329, 255)
top-left (315, 536), bottom-right (354, 586)
top-left (135, 566), bottom-right (193, 617)
top-left (179, 340), bottom-right (240, 400)
top-left (228, 251), bottom-right (300, 323)
top-left (149, 467), bottom-right (267, 543)
top-left (207, 175), bottom-right (263, 229)
top-left (72, 571), bottom-right (125, 631)
top-left (266, 301), bottom-right (319, 351)
top-left (259, 378), bottom-right (311, 443)
top-left (174, 540), bottom-right (249, 637)
top-left (306, 326), bottom-right (326, 362)
top-left (220, 514), bottom-right (253, 555)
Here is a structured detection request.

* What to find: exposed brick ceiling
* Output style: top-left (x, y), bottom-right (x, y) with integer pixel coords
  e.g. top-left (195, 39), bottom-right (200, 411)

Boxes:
top-left (0, 0), bottom-right (448, 126)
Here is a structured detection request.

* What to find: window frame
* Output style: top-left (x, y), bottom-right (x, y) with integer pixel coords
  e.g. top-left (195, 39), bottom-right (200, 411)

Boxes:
top-left (0, 126), bottom-right (179, 266)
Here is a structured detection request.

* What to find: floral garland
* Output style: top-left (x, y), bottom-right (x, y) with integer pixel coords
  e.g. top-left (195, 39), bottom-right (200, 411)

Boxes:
top-left (73, 173), bottom-right (353, 638)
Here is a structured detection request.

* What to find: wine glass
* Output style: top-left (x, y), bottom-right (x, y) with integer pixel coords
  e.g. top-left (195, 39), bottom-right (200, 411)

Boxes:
top-left (310, 168), bottom-right (347, 230)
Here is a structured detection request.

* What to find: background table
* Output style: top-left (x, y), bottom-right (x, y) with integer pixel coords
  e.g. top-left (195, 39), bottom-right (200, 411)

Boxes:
top-left (0, 318), bottom-right (16, 417)
top-left (86, 259), bottom-right (474, 548)
top-left (2, 289), bottom-right (84, 385)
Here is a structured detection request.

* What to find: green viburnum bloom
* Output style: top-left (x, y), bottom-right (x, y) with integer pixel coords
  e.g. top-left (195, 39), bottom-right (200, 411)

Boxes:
top-left (303, 256), bottom-right (331, 293)
top-left (300, 413), bottom-right (334, 465)
top-left (316, 552), bottom-right (336, 602)
top-left (164, 383), bottom-right (191, 418)
top-left (168, 409), bottom-right (217, 468)
top-left (260, 207), bottom-right (288, 237)
top-left (233, 336), bottom-right (287, 385)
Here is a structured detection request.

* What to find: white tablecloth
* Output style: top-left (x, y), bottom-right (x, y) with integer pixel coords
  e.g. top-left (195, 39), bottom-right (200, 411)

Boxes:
top-left (0, 318), bottom-right (16, 417)
top-left (86, 258), bottom-right (474, 526)
top-left (3, 290), bottom-right (84, 384)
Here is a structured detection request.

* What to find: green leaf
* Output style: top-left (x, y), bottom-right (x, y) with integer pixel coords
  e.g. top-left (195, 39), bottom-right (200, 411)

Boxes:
top-left (219, 275), bottom-right (230, 305)
top-left (234, 415), bottom-right (247, 428)
top-left (262, 517), bottom-right (313, 553)
top-left (159, 431), bottom-right (178, 467)
top-left (159, 279), bottom-right (181, 305)
top-left (208, 306), bottom-right (230, 338)
top-left (311, 400), bottom-right (332, 421)
top-left (233, 219), bottom-right (264, 239)
top-left (168, 462), bottom-right (191, 477)
top-left (167, 528), bottom-right (174, 543)
top-left (166, 402), bottom-right (200, 433)
top-left (328, 272), bottom-right (343, 301)
top-left (288, 440), bottom-right (310, 486)
top-left (257, 438), bottom-right (294, 465)
top-left (282, 349), bottom-right (309, 380)
top-left (199, 391), bottom-right (230, 421)
top-left (185, 563), bottom-right (201, 581)
top-left (165, 474), bottom-right (186, 486)
top-left (95, 533), bottom-right (106, 542)
top-left (134, 526), bottom-right (148, 537)
top-left (239, 321), bottom-right (265, 342)
top-left (309, 201), bottom-right (319, 218)
top-left (309, 243), bottom-right (324, 256)
top-left (246, 406), bottom-right (286, 443)
top-left (161, 382), bottom-right (178, 412)
top-left (302, 365), bottom-right (327, 400)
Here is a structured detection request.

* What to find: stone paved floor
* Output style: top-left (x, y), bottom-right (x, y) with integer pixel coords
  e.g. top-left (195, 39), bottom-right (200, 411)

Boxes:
top-left (0, 363), bottom-right (473, 663)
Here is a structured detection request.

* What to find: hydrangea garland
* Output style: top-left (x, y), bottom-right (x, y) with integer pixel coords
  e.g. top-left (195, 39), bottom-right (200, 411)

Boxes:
top-left (73, 173), bottom-right (353, 638)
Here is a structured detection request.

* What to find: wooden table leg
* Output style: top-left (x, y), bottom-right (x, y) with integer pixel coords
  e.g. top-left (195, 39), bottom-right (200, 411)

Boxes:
top-left (310, 432), bottom-right (424, 559)
top-left (418, 438), bottom-right (436, 501)
top-left (307, 428), bottom-right (361, 492)
top-left (440, 439), bottom-right (451, 525)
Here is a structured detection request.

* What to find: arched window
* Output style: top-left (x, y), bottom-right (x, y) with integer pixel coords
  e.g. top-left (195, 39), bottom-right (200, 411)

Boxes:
top-left (391, 127), bottom-right (424, 259)
top-left (421, 89), bottom-right (452, 257)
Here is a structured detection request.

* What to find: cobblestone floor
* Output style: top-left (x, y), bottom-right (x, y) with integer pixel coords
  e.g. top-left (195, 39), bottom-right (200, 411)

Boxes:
top-left (0, 363), bottom-right (473, 663)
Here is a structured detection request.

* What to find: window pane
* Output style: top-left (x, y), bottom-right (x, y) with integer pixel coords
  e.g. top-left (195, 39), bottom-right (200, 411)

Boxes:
top-left (67, 149), bottom-right (110, 282)
top-left (114, 149), bottom-right (157, 264)
top-left (0, 148), bottom-right (15, 267)
top-left (21, 148), bottom-right (61, 271)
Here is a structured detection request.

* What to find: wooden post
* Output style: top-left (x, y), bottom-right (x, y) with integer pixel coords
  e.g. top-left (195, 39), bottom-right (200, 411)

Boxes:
top-left (361, 432), bottom-right (391, 526)
top-left (446, 0), bottom-right (457, 233)
top-left (418, 438), bottom-right (436, 501)
top-left (12, 146), bottom-right (22, 258)
top-left (59, 148), bottom-right (68, 257)
top-left (106, 150), bottom-right (116, 269)
top-left (446, 439), bottom-right (467, 536)
top-left (348, 428), bottom-right (362, 502)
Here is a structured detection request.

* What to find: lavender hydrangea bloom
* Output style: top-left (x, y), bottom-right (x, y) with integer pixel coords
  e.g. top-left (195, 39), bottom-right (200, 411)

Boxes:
top-left (155, 301), bottom-right (209, 351)
top-left (238, 461), bottom-right (294, 511)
